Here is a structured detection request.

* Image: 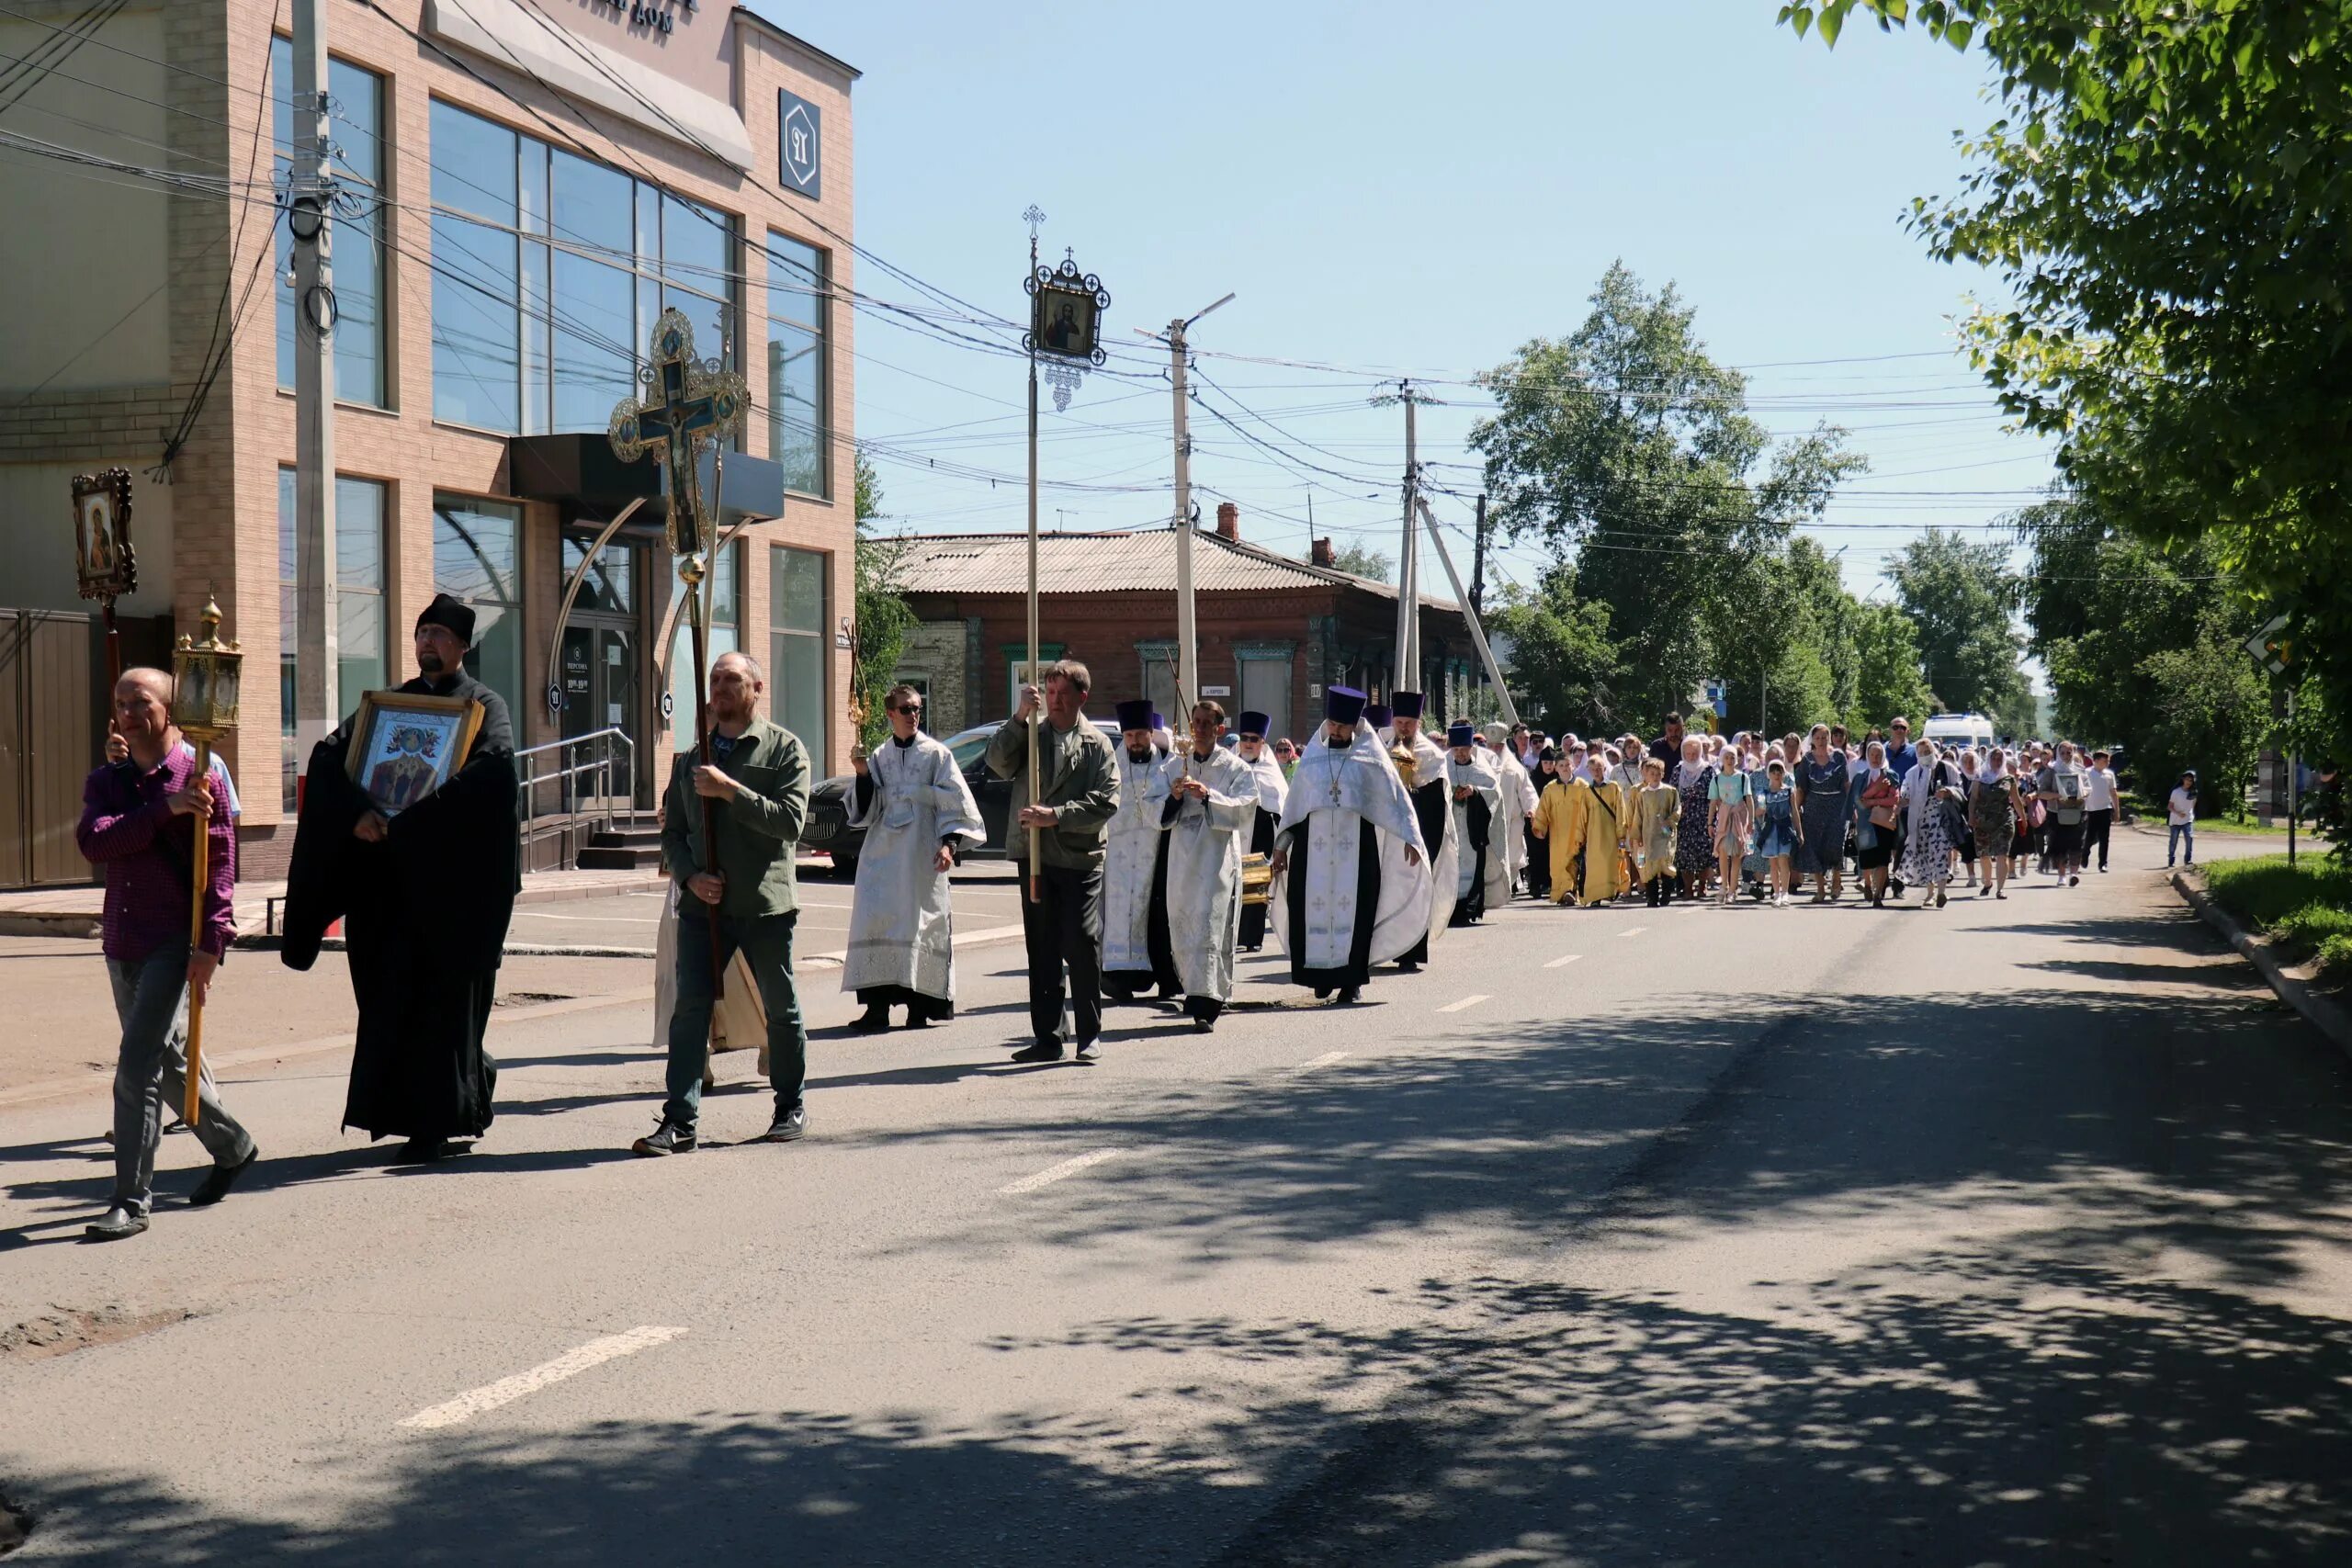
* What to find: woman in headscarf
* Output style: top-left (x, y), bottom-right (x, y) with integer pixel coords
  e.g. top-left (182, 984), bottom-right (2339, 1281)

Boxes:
top-left (1793, 723), bottom-right (1851, 904)
top-left (1899, 738), bottom-right (1964, 908)
top-left (1970, 747), bottom-right (2027, 899)
top-left (1671, 735), bottom-right (1716, 902)
top-left (1851, 739), bottom-right (1900, 908)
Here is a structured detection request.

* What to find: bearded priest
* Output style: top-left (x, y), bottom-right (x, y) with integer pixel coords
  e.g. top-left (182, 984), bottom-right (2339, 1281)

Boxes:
top-left (1268, 687), bottom-right (1427, 1005)
top-left (1099, 698), bottom-right (1178, 1003)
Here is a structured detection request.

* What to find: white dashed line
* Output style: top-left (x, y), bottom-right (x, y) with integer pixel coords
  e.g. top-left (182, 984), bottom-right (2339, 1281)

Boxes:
top-left (1290, 1050), bottom-right (1350, 1074)
top-left (398, 1326), bottom-right (687, 1432)
top-left (1617, 926), bottom-right (1648, 938)
top-left (1437, 994), bottom-right (1489, 1013)
top-left (998, 1148), bottom-right (1126, 1195)
top-left (1544, 953), bottom-right (1583, 969)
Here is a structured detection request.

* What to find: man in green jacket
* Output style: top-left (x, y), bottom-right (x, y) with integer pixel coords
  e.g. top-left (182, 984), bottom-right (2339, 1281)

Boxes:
top-left (988, 659), bottom-right (1117, 1062)
top-left (636, 651), bottom-right (812, 1154)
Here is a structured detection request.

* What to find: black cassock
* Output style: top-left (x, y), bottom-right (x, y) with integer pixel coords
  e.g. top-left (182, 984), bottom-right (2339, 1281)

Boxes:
top-left (1238, 807), bottom-right (1277, 950)
top-left (283, 672), bottom-right (520, 1143)
top-left (1452, 790), bottom-right (1495, 926)
top-left (1281, 817), bottom-right (1383, 992)
top-left (1396, 778), bottom-right (1448, 964)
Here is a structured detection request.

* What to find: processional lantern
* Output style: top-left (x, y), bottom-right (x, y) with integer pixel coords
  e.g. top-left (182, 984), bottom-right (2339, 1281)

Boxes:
top-left (1025, 250), bottom-right (1111, 413)
top-left (170, 593), bottom-right (242, 1127)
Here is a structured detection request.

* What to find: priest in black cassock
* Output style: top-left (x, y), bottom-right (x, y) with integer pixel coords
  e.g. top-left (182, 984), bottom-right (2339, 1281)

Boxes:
top-left (1267, 686), bottom-right (1427, 1004)
top-left (282, 593), bottom-right (520, 1162)
top-left (1386, 691), bottom-right (1453, 972)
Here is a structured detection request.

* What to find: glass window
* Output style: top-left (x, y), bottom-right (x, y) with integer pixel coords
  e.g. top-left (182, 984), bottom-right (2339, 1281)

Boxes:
top-left (766, 234), bottom-right (828, 497)
top-left (279, 469), bottom-right (390, 807)
top-left (562, 535), bottom-right (634, 615)
top-left (429, 98), bottom-right (517, 220)
top-left (434, 494), bottom-right (524, 714)
top-left (273, 42), bottom-right (388, 405)
top-left (432, 213), bottom-right (521, 431)
top-left (769, 546), bottom-right (827, 760)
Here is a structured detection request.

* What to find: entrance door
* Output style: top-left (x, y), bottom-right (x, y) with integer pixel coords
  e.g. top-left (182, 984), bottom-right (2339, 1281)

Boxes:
top-left (560, 533), bottom-right (644, 808)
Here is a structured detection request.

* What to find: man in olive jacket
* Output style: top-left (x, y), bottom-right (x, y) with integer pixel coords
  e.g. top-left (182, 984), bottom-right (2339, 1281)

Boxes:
top-left (636, 651), bottom-right (812, 1154)
top-left (988, 659), bottom-right (1118, 1062)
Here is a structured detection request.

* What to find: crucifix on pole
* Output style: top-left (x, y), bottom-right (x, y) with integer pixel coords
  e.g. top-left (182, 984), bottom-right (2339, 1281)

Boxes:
top-left (610, 308), bottom-right (751, 1025)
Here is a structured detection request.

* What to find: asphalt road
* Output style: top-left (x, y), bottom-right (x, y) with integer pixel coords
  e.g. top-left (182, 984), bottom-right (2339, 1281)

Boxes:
top-left (2, 828), bottom-right (2346, 1565)
top-left (498, 862), bottom-right (1030, 954)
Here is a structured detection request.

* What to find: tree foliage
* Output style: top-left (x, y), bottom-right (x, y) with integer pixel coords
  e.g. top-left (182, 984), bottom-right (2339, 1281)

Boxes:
top-left (851, 453), bottom-right (915, 750)
top-left (1850, 603), bottom-right (1937, 736)
top-left (1473, 264), bottom-right (1869, 730)
top-left (1487, 566), bottom-right (1623, 736)
top-left (1783, 0), bottom-right (2352, 770)
top-left (1329, 541), bottom-right (1392, 582)
top-left (1887, 529), bottom-right (2031, 727)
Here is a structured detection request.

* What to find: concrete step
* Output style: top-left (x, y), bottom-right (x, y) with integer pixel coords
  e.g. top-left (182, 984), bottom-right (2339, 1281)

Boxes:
top-left (577, 843), bottom-right (663, 871)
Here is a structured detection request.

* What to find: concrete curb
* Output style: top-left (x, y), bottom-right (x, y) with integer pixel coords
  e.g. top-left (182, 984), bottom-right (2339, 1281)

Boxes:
top-left (2171, 868), bottom-right (2352, 1063)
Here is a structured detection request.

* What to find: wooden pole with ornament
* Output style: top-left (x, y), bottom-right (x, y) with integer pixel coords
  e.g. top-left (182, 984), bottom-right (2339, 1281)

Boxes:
top-left (170, 594), bottom-right (243, 1126)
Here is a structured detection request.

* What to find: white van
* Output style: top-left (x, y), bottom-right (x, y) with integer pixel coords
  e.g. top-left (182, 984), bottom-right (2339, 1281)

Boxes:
top-left (1921, 712), bottom-right (1999, 754)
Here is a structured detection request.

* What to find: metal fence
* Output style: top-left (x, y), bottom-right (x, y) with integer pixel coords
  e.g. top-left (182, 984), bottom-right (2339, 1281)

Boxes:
top-left (0, 608), bottom-right (97, 889)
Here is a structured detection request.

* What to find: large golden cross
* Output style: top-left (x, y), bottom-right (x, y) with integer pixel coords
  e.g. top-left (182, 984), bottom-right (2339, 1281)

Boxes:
top-left (607, 309), bottom-right (751, 560)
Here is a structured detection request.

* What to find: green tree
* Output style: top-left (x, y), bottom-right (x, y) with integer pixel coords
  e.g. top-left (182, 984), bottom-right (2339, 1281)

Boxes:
top-left (1782, 0), bottom-right (2352, 786)
top-left (1328, 541), bottom-right (1391, 582)
top-left (1849, 602), bottom-right (1936, 734)
top-left (1488, 565), bottom-right (1623, 735)
top-left (851, 453), bottom-right (916, 750)
top-left (1887, 529), bottom-right (2030, 727)
top-left (1472, 263), bottom-right (1864, 728)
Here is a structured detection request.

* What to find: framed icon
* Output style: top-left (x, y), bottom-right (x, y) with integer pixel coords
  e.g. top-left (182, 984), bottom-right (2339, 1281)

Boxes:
top-left (72, 468), bottom-right (136, 602)
top-left (344, 691), bottom-right (484, 816)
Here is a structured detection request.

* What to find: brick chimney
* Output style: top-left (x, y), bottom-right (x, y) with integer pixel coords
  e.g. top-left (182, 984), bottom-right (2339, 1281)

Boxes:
top-left (1215, 501), bottom-right (1239, 541)
top-left (1311, 536), bottom-right (1335, 567)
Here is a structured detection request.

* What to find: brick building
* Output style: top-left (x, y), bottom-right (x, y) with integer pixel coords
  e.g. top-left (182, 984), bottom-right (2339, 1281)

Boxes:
top-left (887, 503), bottom-right (1487, 745)
top-left (0, 1), bottom-right (857, 884)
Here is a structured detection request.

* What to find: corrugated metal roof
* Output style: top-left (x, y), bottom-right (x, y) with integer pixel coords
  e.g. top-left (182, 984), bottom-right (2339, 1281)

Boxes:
top-left (882, 530), bottom-right (1458, 611)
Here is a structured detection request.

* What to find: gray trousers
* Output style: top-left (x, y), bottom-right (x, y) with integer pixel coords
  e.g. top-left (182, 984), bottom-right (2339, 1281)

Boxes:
top-left (109, 945), bottom-right (254, 1215)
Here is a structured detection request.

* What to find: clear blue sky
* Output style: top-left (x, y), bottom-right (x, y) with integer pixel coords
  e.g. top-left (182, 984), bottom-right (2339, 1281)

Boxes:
top-left (750, 0), bottom-right (2054, 608)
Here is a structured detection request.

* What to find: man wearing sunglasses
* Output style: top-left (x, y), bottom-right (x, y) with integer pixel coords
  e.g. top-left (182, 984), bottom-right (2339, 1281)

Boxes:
top-left (842, 685), bottom-right (984, 1032)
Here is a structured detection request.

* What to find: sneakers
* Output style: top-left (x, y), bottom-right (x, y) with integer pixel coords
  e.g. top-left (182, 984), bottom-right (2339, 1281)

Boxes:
top-left (84, 1204), bottom-right (147, 1241)
top-left (631, 1120), bottom-right (697, 1156)
top-left (760, 1105), bottom-right (808, 1143)
top-left (189, 1145), bottom-right (259, 1207)
top-left (1074, 1039), bottom-right (1102, 1064)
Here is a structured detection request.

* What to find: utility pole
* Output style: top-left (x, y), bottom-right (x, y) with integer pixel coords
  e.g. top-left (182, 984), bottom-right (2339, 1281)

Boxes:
top-left (1395, 382), bottom-right (1419, 694)
top-left (289, 0), bottom-right (338, 775)
top-left (1162, 293), bottom-right (1232, 710)
top-left (1469, 492), bottom-right (1488, 616)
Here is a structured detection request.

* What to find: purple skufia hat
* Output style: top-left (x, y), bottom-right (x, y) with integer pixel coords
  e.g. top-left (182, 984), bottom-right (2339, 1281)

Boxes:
top-left (1324, 685), bottom-right (1366, 727)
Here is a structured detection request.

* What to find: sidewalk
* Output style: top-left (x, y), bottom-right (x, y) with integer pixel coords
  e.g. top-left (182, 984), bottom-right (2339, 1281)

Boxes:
top-left (0, 867), bottom-right (666, 942)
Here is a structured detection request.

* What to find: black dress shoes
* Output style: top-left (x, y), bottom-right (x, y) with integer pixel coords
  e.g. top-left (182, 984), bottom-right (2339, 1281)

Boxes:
top-left (848, 1006), bottom-right (890, 1033)
top-left (189, 1145), bottom-right (259, 1206)
top-left (1011, 1041), bottom-right (1065, 1064)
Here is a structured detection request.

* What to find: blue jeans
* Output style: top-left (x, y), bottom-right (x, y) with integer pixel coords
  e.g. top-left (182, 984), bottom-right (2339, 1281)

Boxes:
top-left (108, 946), bottom-right (254, 1215)
top-left (2168, 822), bottom-right (2194, 864)
top-left (663, 910), bottom-right (807, 1129)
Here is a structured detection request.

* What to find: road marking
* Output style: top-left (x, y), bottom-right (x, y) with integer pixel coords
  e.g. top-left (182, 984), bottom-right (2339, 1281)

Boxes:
top-left (1290, 1050), bottom-right (1349, 1074)
top-left (998, 1148), bottom-right (1125, 1195)
top-left (1544, 953), bottom-right (1583, 969)
top-left (1437, 994), bottom-right (1488, 1013)
top-left (398, 1325), bottom-right (687, 1432)
top-left (515, 911), bottom-right (661, 924)
top-left (1618, 926), bottom-right (1648, 938)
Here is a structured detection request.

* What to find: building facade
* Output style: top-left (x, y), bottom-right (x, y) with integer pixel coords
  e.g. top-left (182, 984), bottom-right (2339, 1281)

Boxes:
top-left (0, 0), bottom-right (856, 882)
top-left (887, 504), bottom-right (1492, 744)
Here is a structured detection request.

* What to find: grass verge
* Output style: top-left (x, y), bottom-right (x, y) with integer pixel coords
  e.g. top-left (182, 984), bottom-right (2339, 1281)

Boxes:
top-left (2200, 854), bottom-right (2352, 988)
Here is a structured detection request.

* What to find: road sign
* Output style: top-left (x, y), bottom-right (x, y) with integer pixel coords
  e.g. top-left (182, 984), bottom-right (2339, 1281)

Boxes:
top-left (2245, 614), bottom-right (2291, 675)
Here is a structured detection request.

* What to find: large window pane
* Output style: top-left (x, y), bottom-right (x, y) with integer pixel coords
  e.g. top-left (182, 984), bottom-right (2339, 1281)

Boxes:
top-left (281, 471), bottom-right (390, 807)
top-left (769, 546), bottom-right (827, 761)
top-left (552, 251), bottom-right (636, 433)
top-left (561, 536), bottom-right (633, 614)
top-left (662, 192), bottom-right (729, 299)
top-left (429, 99), bottom-right (516, 221)
top-left (765, 235), bottom-right (828, 497)
top-left (435, 495), bottom-right (524, 716)
top-left (432, 213), bottom-right (520, 431)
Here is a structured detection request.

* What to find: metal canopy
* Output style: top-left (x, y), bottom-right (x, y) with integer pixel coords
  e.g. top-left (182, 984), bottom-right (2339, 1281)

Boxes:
top-left (505, 434), bottom-right (785, 528)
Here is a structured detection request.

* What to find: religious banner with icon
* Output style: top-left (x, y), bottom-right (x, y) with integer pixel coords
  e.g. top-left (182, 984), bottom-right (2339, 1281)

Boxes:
top-left (344, 691), bottom-right (483, 817)
top-left (71, 468), bottom-right (136, 603)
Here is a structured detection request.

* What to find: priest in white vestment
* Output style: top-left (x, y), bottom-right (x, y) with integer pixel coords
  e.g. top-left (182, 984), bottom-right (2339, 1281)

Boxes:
top-left (1386, 691), bottom-right (1457, 970)
top-left (843, 684), bottom-right (986, 1031)
top-left (1233, 710), bottom-right (1288, 953)
top-left (1446, 723), bottom-right (1508, 925)
top-left (1484, 722), bottom-right (1538, 898)
top-left (1270, 686), bottom-right (1427, 1004)
top-left (1099, 699), bottom-right (1179, 1003)
top-left (1157, 702), bottom-right (1259, 1031)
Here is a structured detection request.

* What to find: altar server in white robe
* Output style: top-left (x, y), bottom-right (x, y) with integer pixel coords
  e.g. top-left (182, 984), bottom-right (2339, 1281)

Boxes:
top-left (1233, 710), bottom-right (1288, 952)
top-left (1099, 699), bottom-right (1179, 1003)
top-left (843, 685), bottom-right (986, 1031)
top-left (1484, 722), bottom-right (1537, 897)
top-left (1446, 723), bottom-right (1509, 924)
top-left (1158, 701), bottom-right (1260, 1031)
top-left (1269, 686), bottom-right (1428, 1004)
top-left (1385, 692), bottom-right (1457, 970)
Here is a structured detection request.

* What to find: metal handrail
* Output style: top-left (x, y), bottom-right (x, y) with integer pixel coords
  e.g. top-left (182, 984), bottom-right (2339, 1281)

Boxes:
top-left (515, 727), bottom-right (638, 861)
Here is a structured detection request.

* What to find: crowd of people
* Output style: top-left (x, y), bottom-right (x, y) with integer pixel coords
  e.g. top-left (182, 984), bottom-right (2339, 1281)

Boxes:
top-left (69, 599), bottom-right (2148, 1241)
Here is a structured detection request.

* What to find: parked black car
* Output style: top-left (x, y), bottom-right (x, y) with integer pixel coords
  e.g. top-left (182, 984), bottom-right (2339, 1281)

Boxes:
top-left (801, 720), bottom-right (1124, 878)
